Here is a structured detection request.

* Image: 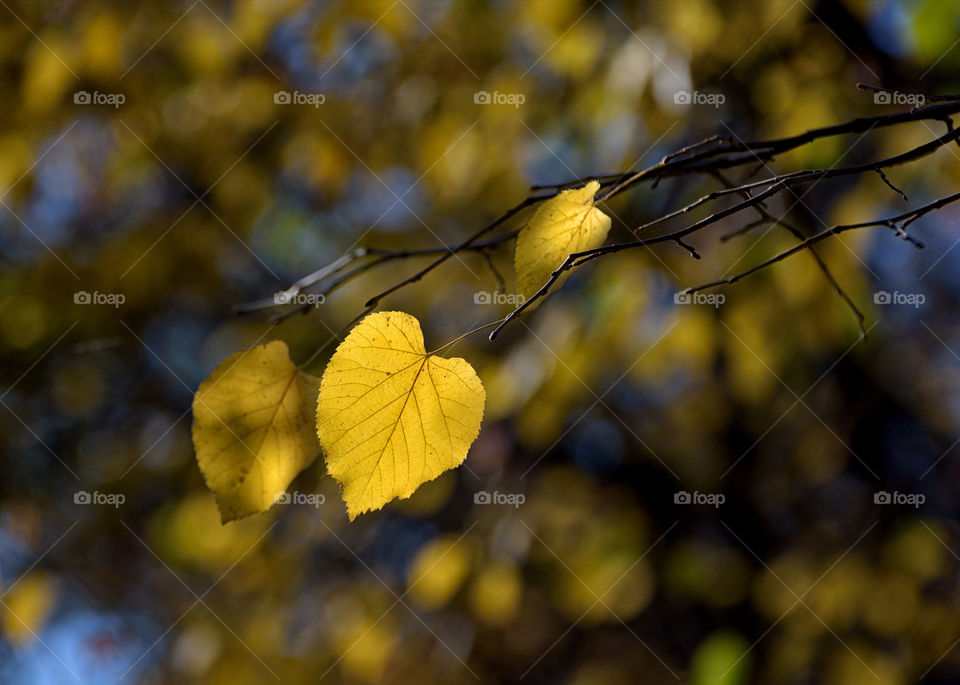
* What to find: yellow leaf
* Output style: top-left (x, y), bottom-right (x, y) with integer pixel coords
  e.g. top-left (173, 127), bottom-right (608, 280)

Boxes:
top-left (1, 572), bottom-right (57, 645)
top-left (469, 561), bottom-right (522, 626)
top-left (515, 180), bottom-right (611, 303)
top-left (192, 341), bottom-right (321, 523)
top-left (317, 312), bottom-right (485, 520)
top-left (407, 535), bottom-right (473, 610)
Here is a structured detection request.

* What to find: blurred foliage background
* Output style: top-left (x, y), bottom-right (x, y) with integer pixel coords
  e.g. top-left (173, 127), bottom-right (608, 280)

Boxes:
top-left (3, 0), bottom-right (960, 683)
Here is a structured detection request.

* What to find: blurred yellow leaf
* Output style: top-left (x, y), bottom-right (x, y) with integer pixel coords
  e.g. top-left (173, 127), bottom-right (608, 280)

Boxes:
top-left (1, 572), bottom-right (57, 645)
top-left (690, 631), bottom-right (751, 685)
top-left (556, 552), bottom-right (654, 624)
top-left (469, 561), bottom-right (522, 626)
top-left (407, 535), bottom-right (472, 610)
top-left (910, 0), bottom-right (960, 63)
top-left (515, 180), bottom-right (611, 302)
top-left (0, 295), bottom-right (48, 350)
top-left (542, 21), bottom-right (605, 78)
top-left (884, 521), bottom-right (946, 580)
top-left (329, 596), bottom-right (398, 684)
top-left (317, 312), bottom-right (485, 520)
top-left (22, 42), bottom-right (73, 113)
top-left (147, 493), bottom-right (267, 570)
top-left (83, 12), bottom-right (124, 76)
top-left (192, 341), bottom-right (321, 522)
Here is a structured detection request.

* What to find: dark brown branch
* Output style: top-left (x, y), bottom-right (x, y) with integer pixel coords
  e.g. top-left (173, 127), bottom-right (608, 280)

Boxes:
top-left (237, 231), bottom-right (520, 321)
top-left (874, 168), bottom-right (908, 201)
top-left (683, 192), bottom-right (960, 295)
top-left (480, 249), bottom-right (507, 292)
top-left (490, 191), bottom-right (958, 341)
top-left (711, 171), bottom-right (866, 338)
top-left (253, 95), bottom-right (960, 344)
top-left (532, 101), bottom-right (960, 201)
top-left (634, 124), bottom-right (960, 237)
top-left (720, 217), bottom-right (768, 241)
top-left (362, 197), bottom-right (548, 308)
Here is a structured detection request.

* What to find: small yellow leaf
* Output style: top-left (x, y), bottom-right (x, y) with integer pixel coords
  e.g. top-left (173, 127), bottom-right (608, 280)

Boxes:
top-left (407, 535), bottom-right (473, 610)
top-left (515, 180), bottom-right (611, 303)
top-left (469, 561), bottom-right (522, 626)
top-left (192, 341), bottom-right (321, 523)
top-left (317, 312), bottom-right (485, 520)
top-left (1, 572), bottom-right (57, 644)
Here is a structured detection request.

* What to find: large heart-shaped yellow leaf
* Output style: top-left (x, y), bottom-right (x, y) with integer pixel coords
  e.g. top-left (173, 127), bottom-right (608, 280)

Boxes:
top-left (192, 341), bottom-right (321, 523)
top-left (317, 312), bottom-right (485, 520)
top-left (515, 180), bottom-right (611, 303)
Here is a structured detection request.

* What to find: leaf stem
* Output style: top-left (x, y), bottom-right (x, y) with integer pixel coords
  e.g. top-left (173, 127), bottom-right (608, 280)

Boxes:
top-left (429, 319), bottom-right (505, 356)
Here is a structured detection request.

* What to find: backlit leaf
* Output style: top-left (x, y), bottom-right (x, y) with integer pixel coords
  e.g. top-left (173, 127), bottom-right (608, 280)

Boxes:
top-left (514, 180), bottom-right (611, 303)
top-left (317, 311), bottom-right (485, 520)
top-left (192, 341), bottom-right (321, 523)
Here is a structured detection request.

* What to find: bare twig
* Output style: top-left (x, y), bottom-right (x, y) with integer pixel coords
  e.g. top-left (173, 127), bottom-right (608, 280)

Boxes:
top-left (249, 96), bottom-right (960, 348)
top-left (682, 192), bottom-right (960, 295)
top-left (720, 217), bottom-right (768, 241)
top-left (711, 170), bottom-right (867, 338)
top-left (490, 172), bottom-right (960, 342)
top-left (361, 197), bottom-right (548, 309)
top-left (239, 232), bottom-right (520, 322)
top-left (874, 167), bottom-right (908, 201)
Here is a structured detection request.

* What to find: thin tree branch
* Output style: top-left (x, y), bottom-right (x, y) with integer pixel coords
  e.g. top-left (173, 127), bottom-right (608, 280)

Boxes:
top-left (245, 95), bottom-right (960, 348)
top-left (711, 171), bottom-right (866, 338)
top-left (681, 192), bottom-right (959, 295)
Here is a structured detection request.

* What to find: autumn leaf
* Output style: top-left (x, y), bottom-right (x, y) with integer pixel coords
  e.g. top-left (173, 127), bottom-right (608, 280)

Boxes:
top-left (407, 535), bottom-right (474, 610)
top-left (514, 180), bottom-right (612, 303)
top-left (192, 341), bottom-right (321, 523)
top-left (0, 572), bottom-right (57, 645)
top-left (317, 311), bottom-right (485, 520)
